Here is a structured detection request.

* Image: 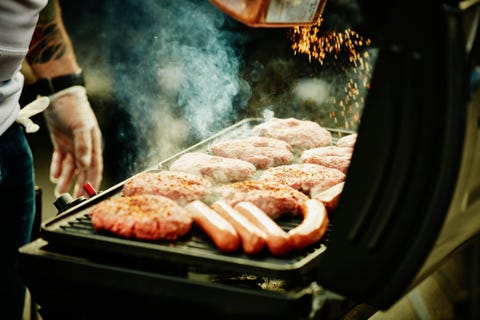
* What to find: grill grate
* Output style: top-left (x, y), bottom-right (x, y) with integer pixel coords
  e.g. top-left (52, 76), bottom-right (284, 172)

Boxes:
top-left (41, 118), bottom-right (345, 280)
top-left (42, 203), bottom-right (328, 280)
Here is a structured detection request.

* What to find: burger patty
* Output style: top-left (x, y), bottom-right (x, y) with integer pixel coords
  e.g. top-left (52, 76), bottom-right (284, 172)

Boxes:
top-left (209, 136), bottom-right (294, 170)
top-left (252, 117), bottom-right (332, 151)
top-left (122, 170), bottom-right (212, 205)
top-left (168, 152), bottom-right (256, 183)
top-left (301, 146), bottom-right (353, 174)
top-left (213, 180), bottom-right (309, 218)
top-left (90, 194), bottom-right (192, 241)
top-left (259, 163), bottom-right (346, 195)
top-left (336, 133), bottom-right (357, 148)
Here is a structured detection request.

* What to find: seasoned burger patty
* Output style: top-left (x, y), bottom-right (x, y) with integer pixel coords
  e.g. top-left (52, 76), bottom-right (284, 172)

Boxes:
top-left (301, 146), bottom-right (353, 174)
top-left (336, 133), bottom-right (357, 148)
top-left (260, 163), bottom-right (346, 195)
top-left (90, 194), bottom-right (192, 241)
top-left (122, 170), bottom-right (212, 205)
top-left (209, 136), bottom-right (294, 169)
top-left (168, 152), bottom-right (256, 183)
top-left (214, 180), bottom-right (309, 218)
top-left (252, 117), bottom-right (332, 151)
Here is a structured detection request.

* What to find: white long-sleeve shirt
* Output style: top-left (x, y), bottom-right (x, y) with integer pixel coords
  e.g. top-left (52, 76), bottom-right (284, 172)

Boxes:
top-left (0, 0), bottom-right (47, 135)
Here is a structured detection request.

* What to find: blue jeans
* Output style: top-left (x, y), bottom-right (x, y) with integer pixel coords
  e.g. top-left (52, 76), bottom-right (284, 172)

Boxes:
top-left (0, 122), bottom-right (35, 320)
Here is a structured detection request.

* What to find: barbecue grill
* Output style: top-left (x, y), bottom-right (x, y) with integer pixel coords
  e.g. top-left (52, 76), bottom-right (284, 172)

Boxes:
top-left (19, 0), bottom-right (480, 319)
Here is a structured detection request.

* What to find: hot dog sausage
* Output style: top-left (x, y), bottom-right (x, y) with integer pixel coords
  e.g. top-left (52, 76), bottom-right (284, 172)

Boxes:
top-left (288, 198), bottom-right (329, 251)
top-left (211, 200), bottom-right (266, 255)
top-left (185, 200), bottom-right (239, 253)
top-left (312, 182), bottom-right (345, 212)
top-left (234, 201), bottom-right (292, 256)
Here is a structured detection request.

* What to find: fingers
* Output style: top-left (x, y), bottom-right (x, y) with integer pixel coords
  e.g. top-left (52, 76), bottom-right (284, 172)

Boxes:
top-left (50, 150), bottom-right (64, 182)
top-left (72, 170), bottom-right (88, 198)
top-left (87, 126), bottom-right (104, 189)
top-left (73, 144), bottom-right (103, 198)
top-left (53, 126), bottom-right (103, 198)
top-left (73, 128), bottom-right (93, 169)
top-left (52, 153), bottom-right (76, 197)
top-left (74, 126), bottom-right (103, 194)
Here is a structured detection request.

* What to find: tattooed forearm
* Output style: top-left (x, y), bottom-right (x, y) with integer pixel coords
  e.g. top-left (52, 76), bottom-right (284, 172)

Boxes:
top-left (26, 0), bottom-right (80, 78)
top-left (27, 0), bottom-right (67, 65)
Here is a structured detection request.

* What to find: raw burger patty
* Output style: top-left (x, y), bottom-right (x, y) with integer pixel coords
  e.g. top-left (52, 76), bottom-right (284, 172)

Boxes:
top-left (209, 136), bottom-right (294, 169)
top-left (301, 146), bottom-right (353, 174)
top-left (336, 133), bottom-right (357, 148)
top-left (260, 163), bottom-right (346, 195)
top-left (90, 194), bottom-right (192, 241)
top-left (252, 117), bottom-right (332, 151)
top-left (214, 180), bottom-right (309, 218)
top-left (168, 152), bottom-right (256, 183)
top-left (122, 170), bottom-right (212, 205)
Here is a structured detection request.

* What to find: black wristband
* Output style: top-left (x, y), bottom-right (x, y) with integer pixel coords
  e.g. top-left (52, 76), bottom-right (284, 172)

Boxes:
top-left (31, 70), bottom-right (85, 96)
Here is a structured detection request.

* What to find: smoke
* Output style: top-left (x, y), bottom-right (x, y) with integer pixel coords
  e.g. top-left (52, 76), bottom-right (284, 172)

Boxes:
top-left (62, 0), bottom-right (373, 182)
top-left (293, 78), bottom-right (330, 105)
top-left (102, 0), bottom-right (251, 177)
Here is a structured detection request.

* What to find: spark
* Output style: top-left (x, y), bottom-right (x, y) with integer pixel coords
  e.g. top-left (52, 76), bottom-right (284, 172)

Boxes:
top-left (289, 18), bottom-right (374, 130)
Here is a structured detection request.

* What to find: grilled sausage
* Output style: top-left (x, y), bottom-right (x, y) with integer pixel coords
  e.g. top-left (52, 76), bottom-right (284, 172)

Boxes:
top-left (211, 200), bottom-right (267, 255)
top-left (288, 198), bottom-right (329, 250)
top-left (312, 182), bottom-right (345, 212)
top-left (185, 200), bottom-right (239, 253)
top-left (234, 201), bottom-right (292, 256)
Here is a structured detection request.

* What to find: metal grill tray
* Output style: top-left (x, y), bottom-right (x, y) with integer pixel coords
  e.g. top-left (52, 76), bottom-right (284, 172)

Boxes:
top-left (41, 118), bottom-right (352, 280)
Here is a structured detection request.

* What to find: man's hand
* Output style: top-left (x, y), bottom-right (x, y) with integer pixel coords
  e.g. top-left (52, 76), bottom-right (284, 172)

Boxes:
top-left (44, 85), bottom-right (103, 197)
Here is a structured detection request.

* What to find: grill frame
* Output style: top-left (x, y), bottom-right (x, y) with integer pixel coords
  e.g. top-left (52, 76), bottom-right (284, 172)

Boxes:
top-left (40, 117), bottom-right (353, 280)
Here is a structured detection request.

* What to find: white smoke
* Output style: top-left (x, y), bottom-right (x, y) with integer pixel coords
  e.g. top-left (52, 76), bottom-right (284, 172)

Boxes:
top-left (293, 78), bottom-right (330, 105)
top-left (103, 0), bottom-right (251, 176)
